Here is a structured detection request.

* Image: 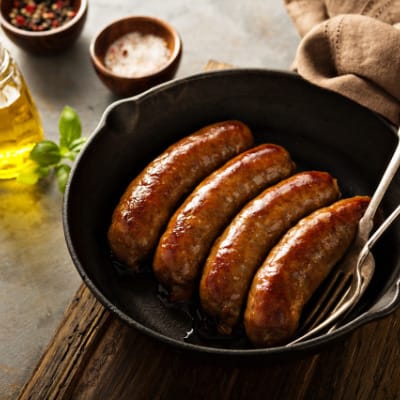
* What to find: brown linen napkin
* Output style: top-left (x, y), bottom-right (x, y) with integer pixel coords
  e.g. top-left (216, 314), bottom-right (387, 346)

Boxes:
top-left (284, 0), bottom-right (400, 125)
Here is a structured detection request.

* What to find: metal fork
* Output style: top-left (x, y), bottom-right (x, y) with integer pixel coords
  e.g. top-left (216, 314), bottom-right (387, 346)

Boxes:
top-left (289, 132), bottom-right (400, 345)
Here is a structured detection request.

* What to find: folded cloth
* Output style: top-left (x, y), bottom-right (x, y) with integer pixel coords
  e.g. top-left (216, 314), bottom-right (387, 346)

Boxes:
top-left (284, 0), bottom-right (400, 125)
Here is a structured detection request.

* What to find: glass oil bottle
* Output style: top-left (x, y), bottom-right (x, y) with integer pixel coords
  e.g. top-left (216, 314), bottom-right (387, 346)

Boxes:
top-left (0, 43), bottom-right (44, 179)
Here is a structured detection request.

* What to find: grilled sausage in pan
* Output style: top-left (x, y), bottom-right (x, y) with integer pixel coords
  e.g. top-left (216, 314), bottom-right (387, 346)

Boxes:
top-left (244, 196), bottom-right (370, 347)
top-left (200, 171), bottom-right (341, 335)
top-left (153, 143), bottom-right (296, 301)
top-left (108, 120), bottom-right (254, 270)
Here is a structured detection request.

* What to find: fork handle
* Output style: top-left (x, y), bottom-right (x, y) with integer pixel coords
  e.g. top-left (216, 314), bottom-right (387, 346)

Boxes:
top-left (365, 204), bottom-right (400, 251)
top-left (358, 134), bottom-right (400, 242)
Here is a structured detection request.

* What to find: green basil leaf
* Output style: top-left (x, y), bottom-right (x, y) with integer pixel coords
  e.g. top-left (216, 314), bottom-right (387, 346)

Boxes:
top-left (55, 164), bottom-right (71, 193)
top-left (59, 106), bottom-right (82, 149)
top-left (65, 151), bottom-right (78, 162)
top-left (69, 137), bottom-right (87, 153)
top-left (30, 140), bottom-right (61, 166)
top-left (59, 138), bottom-right (87, 161)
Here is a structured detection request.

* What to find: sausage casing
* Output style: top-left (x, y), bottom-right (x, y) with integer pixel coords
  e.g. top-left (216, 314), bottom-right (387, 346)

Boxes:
top-left (200, 171), bottom-right (341, 335)
top-left (244, 196), bottom-right (370, 347)
top-left (108, 120), bottom-right (253, 269)
top-left (153, 143), bottom-right (296, 301)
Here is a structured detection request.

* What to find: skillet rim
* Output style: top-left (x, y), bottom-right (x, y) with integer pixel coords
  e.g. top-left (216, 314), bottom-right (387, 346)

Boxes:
top-left (63, 68), bottom-right (398, 358)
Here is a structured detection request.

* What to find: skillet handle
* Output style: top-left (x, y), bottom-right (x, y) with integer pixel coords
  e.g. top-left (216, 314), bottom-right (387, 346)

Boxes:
top-left (353, 278), bottom-right (400, 326)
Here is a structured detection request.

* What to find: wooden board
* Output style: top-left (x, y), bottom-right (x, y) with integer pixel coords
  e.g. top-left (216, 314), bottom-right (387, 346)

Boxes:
top-left (18, 61), bottom-right (400, 400)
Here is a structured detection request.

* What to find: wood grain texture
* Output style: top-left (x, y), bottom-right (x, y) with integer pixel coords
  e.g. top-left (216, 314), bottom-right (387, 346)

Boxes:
top-left (17, 61), bottom-right (400, 400)
top-left (70, 307), bottom-right (400, 400)
top-left (17, 285), bottom-right (112, 400)
top-left (20, 287), bottom-right (400, 400)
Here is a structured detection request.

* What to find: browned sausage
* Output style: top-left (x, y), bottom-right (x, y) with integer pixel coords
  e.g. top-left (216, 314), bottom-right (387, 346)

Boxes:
top-left (200, 171), bottom-right (341, 335)
top-left (243, 196), bottom-right (370, 347)
top-left (108, 120), bottom-right (254, 270)
top-left (153, 143), bottom-right (296, 301)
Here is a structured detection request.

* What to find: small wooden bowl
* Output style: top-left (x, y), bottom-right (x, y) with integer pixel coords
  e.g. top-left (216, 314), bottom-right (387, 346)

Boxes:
top-left (89, 16), bottom-right (182, 97)
top-left (0, 0), bottom-right (88, 55)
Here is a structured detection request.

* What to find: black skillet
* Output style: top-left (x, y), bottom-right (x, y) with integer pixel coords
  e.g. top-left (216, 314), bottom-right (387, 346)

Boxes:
top-left (63, 69), bottom-right (400, 361)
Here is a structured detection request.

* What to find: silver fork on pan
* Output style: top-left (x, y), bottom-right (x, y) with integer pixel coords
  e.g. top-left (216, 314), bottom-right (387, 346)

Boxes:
top-left (289, 132), bottom-right (400, 345)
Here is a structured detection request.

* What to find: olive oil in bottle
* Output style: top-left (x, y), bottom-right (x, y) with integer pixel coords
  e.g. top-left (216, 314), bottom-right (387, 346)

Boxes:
top-left (0, 43), bottom-right (44, 179)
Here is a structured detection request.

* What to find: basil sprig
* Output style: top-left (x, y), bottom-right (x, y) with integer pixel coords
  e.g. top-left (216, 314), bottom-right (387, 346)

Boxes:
top-left (17, 106), bottom-right (87, 193)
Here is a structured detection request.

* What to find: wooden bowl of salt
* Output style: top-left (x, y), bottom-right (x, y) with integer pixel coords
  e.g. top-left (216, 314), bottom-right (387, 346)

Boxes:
top-left (90, 15), bottom-right (182, 97)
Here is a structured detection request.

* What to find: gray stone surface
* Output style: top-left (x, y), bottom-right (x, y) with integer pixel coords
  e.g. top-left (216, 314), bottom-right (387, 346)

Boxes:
top-left (0, 1), bottom-right (299, 398)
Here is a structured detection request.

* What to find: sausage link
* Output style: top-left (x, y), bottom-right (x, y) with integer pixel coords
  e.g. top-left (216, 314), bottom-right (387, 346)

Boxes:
top-left (108, 120), bottom-right (253, 270)
top-left (244, 196), bottom-right (370, 347)
top-left (200, 171), bottom-right (341, 335)
top-left (153, 144), bottom-right (296, 301)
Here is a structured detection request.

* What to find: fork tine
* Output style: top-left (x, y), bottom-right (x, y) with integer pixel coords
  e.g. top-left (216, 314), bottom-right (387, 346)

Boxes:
top-left (287, 205), bottom-right (400, 345)
top-left (305, 274), bottom-right (352, 330)
top-left (298, 271), bottom-right (351, 333)
top-left (294, 243), bottom-right (363, 337)
top-left (289, 274), bottom-right (362, 345)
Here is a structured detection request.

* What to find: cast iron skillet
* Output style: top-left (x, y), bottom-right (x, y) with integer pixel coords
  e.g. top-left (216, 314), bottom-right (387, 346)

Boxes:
top-left (63, 69), bottom-right (400, 360)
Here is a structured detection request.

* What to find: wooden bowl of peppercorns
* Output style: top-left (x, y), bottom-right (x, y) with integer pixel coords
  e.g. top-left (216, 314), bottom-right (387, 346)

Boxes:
top-left (0, 0), bottom-right (88, 54)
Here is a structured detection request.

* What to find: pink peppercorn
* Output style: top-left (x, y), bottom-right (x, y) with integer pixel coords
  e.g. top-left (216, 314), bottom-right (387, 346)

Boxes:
top-left (25, 3), bottom-right (36, 14)
top-left (15, 15), bottom-right (25, 26)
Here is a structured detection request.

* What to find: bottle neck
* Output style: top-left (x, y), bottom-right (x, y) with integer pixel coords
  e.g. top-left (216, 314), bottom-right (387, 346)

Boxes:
top-left (0, 43), bottom-right (14, 87)
top-left (0, 42), bottom-right (10, 81)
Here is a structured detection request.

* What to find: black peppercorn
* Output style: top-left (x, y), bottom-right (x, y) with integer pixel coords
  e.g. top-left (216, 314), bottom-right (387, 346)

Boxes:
top-left (9, 0), bottom-right (76, 31)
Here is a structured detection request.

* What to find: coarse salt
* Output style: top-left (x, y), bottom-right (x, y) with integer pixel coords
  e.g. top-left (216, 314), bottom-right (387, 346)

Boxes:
top-left (104, 32), bottom-right (171, 77)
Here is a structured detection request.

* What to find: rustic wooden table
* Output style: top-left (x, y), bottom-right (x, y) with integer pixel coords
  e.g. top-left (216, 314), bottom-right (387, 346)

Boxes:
top-left (1, 1), bottom-right (400, 400)
top-left (17, 283), bottom-right (400, 400)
